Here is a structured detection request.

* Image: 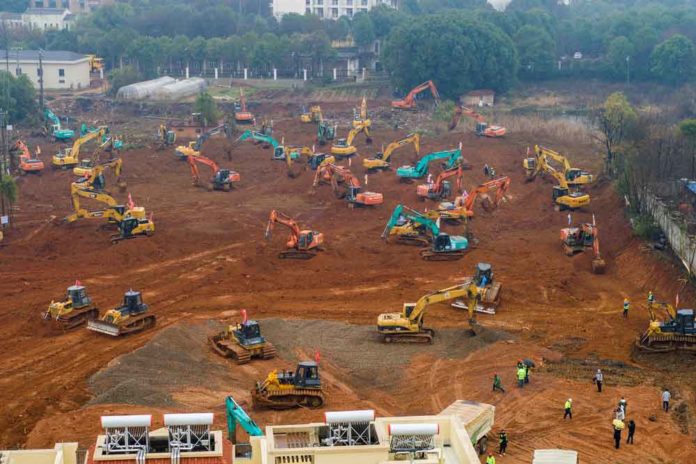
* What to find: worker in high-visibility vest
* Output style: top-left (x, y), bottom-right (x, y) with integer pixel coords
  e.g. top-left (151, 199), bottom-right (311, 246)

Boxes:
top-left (647, 291), bottom-right (655, 307)
top-left (517, 366), bottom-right (526, 388)
top-left (564, 398), bottom-right (573, 419)
top-left (486, 452), bottom-right (496, 464)
top-left (623, 298), bottom-right (630, 318)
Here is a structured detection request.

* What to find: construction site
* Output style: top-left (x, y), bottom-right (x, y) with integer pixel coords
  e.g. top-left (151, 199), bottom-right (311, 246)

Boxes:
top-left (1, 81), bottom-right (696, 464)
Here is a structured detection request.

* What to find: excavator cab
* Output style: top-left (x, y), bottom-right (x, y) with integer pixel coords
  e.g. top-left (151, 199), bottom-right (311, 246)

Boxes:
top-left (119, 290), bottom-right (147, 316)
top-left (475, 122), bottom-right (488, 135)
top-left (298, 231), bottom-right (315, 250)
top-left (235, 320), bottom-right (265, 346)
top-left (433, 234), bottom-right (454, 252)
top-left (566, 168), bottom-right (593, 184)
top-left (474, 263), bottom-right (493, 287)
top-left (293, 361), bottom-right (321, 389)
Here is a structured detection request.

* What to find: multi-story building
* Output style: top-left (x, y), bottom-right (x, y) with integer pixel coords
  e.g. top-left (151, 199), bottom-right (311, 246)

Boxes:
top-left (272, 0), bottom-right (398, 19)
top-left (27, 0), bottom-right (115, 14)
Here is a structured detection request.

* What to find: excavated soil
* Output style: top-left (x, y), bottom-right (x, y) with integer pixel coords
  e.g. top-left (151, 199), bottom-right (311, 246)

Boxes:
top-left (1, 98), bottom-right (696, 463)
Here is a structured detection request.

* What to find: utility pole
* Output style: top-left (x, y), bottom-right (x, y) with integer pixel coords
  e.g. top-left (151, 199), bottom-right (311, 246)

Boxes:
top-left (626, 55), bottom-right (630, 86)
top-left (39, 49), bottom-right (44, 109)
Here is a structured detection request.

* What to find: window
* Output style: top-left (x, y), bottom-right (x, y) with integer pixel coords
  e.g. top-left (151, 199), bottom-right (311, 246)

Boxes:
top-left (361, 0), bottom-right (367, 5)
top-left (58, 68), bottom-right (65, 77)
top-left (49, 0), bottom-right (56, 8)
top-left (331, 7), bottom-right (338, 17)
top-left (346, 8), bottom-right (353, 15)
top-left (346, 0), bottom-right (352, 5)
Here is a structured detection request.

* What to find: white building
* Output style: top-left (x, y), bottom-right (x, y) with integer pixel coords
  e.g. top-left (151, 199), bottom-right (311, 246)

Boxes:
top-left (21, 8), bottom-right (75, 30)
top-left (1, 50), bottom-right (90, 90)
top-left (272, 0), bottom-right (398, 19)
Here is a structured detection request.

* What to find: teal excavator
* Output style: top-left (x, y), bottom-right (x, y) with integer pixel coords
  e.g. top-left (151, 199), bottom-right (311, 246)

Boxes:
top-left (226, 395), bottom-right (263, 447)
top-left (44, 108), bottom-right (74, 141)
top-left (236, 130), bottom-right (300, 161)
top-left (382, 204), bottom-right (469, 260)
top-left (396, 145), bottom-right (468, 180)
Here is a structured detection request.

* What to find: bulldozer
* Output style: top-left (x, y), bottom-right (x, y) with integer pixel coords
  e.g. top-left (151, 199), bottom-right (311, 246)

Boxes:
top-left (451, 263), bottom-right (502, 314)
top-left (636, 301), bottom-right (696, 353)
top-left (252, 361), bottom-right (325, 410)
top-left (87, 290), bottom-right (156, 336)
top-left (43, 282), bottom-right (99, 329)
top-left (210, 312), bottom-right (276, 364)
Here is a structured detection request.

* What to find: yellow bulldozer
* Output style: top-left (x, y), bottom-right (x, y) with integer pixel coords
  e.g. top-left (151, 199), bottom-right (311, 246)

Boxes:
top-left (87, 290), bottom-right (156, 336)
top-left (252, 361), bottom-right (325, 410)
top-left (43, 281), bottom-right (99, 330)
top-left (209, 311), bottom-right (276, 364)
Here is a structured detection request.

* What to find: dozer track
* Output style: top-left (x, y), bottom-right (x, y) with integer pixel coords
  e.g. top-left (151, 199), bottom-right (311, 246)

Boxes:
top-left (209, 335), bottom-right (277, 364)
top-left (420, 250), bottom-right (466, 261)
top-left (252, 387), bottom-right (325, 410)
top-left (279, 250), bottom-right (317, 260)
top-left (381, 328), bottom-right (434, 344)
top-left (635, 334), bottom-right (696, 353)
top-left (87, 314), bottom-right (156, 336)
top-left (54, 307), bottom-right (100, 330)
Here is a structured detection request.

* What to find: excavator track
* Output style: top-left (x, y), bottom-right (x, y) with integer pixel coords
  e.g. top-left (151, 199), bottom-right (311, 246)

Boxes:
top-left (381, 328), bottom-right (434, 344)
top-left (420, 250), bottom-right (466, 261)
top-left (635, 334), bottom-right (696, 353)
top-left (54, 307), bottom-right (100, 330)
top-left (251, 388), bottom-right (325, 410)
top-left (279, 250), bottom-right (317, 260)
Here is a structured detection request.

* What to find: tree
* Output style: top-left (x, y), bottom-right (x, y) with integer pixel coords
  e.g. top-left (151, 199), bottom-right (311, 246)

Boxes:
top-left (368, 5), bottom-right (406, 39)
top-left (513, 24), bottom-right (556, 79)
top-left (352, 12), bottom-right (375, 47)
top-left (107, 66), bottom-right (140, 97)
top-left (678, 119), bottom-right (696, 177)
top-left (383, 13), bottom-right (518, 98)
top-left (606, 36), bottom-right (633, 81)
top-left (595, 92), bottom-right (637, 177)
top-left (0, 72), bottom-right (38, 124)
top-left (194, 92), bottom-right (220, 126)
top-left (3, 0), bottom-right (26, 13)
top-left (0, 175), bottom-right (18, 224)
top-left (650, 34), bottom-right (696, 86)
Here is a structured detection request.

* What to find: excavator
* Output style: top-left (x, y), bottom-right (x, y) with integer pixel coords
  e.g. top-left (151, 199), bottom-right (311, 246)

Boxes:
top-left (416, 165), bottom-right (463, 201)
top-left (451, 263), bottom-right (503, 315)
top-left (14, 141), bottom-right (44, 175)
top-left (234, 89), bottom-right (255, 124)
top-left (175, 124), bottom-right (231, 160)
top-left (377, 282), bottom-right (481, 343)
top-left (64, 162), bottom-right (155, 243)
top-left (523, 149), bottom-right (590, 210)
top-left (352, 96), bottom-right (371, 129)
top-left (313, 163), bottom-right (383, 208)
top-left (42, 281), bottom-right (99, 330)
top-left (188, 154), bottom-right (240, 191)
top-left (317, 121), bottom-right (336, 146)
top-left (52, 127), bottom-right (106, 169)
top-left (265, 210), bottom-right (324, 259)
top-left (87, 289), bottom-right (156, 336)
top-left (226, 395), bottom-right (263, 444)
top-left (300, 105), bottom-right (323, 123)
top-left (396, 145), bottom-right (466, 181)
top-left (331, 122), bottom-right (372, 158)
top-left (391, 80), bottom-right (440, 110)
top-left (636, 299), bottom-right (696, 352)
top-left (363, 133), bottom-right (420, 171)
top-left (449, 105), bottom-right (506, 137)
top-left (210, 310), bottom-right (276, 364)
top-left (73, 157), bottom-right (126, 190)
top-left (431, 176), bottom-right (511, 223)
top-left (252, 361), bottom-right (325, 410)
top-left (560, 219), bottom-right (606, 274)
top-left (73, 135), bottom-right (122, 177)
top-left (44, 108), bottom-right (74, 141)
top-left (236, 130), bottom-right (302, 161)
top-left (527, 145), bottom-right (593, 186)
top-left (157, 124), bottom-right (176, 149)
top-left (382, 204), bottom-right (469, 260)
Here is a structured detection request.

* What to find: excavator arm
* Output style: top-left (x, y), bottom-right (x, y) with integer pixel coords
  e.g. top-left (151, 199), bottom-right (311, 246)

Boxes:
top-left (382, 204), bottom-right (440, 239)
top-left (392, 80), bottom-right (441, 109)
top-left (405, 282), bottom-right (478, 327)
top-left (385, 133), bottom-right (420, 163)
top-left (265, 210), bottom-right (301, 246)
top-left (226, 395), bottom-right (263, 442)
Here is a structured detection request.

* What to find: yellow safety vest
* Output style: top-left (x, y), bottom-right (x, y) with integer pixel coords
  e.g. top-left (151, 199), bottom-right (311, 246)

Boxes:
top-left (565, 401), bottom-right (572, 409)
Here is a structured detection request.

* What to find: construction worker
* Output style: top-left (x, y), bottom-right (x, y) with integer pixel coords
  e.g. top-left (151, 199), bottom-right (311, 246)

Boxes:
top-left (517, 365), bottom-right (526, 388)
top-left (647, 290), bottom-right (655, 308)
top-left (623, 298), bottom-right (630, 318)
top-left (492, 373), bottom-right (505, 393)
top-left (594, 369), bottom-right (603, 392)
top-left (612, 419), bottom-right (624, 449)
top-left (626, 419), bottom-right (636, 444)
top-left (524, 362), bottom-right (530, 384)
top-left (483, 164), bottom-right (490, 177)
top-left (619, 396), bottom-right (627, 415)
top-left (498, 430), bottom-right (508, 456)
top-left (564, 398), bottom-right (573, 419)
top-left (486, 452), bottom-right (496, 464)
top-left (615, 406), bottom-right (625, 421)
top-left (662, 389), bottom-right (671, 412)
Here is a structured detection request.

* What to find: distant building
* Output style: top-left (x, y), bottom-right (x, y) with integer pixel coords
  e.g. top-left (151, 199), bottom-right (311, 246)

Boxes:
top-left (0, 50), bottom-right (90, 90)
top-left (28, 0), bottom-right (115, 14)
top-left (463, 89), bottom-right (496, 107)
top-left (272, 0), bottom-right (398, 19)
top-left (0, 12), bottom-right (24, 29)
top-left (22, 8), bottom-right (75, 30)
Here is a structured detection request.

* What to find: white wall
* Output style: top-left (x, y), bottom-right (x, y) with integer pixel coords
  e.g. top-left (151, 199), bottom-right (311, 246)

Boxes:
top-left (15, 60), bottom-right (90, 90)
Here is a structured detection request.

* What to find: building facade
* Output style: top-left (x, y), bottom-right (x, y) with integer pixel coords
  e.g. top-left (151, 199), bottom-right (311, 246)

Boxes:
top-left (1, 50), bottom-right (90, 90)
top-left (22, 8), bottom-right (75, 30)
top-left (272, 0), bottom-right (398, 19)
top-left (28, 0), bottom-right (114, 14)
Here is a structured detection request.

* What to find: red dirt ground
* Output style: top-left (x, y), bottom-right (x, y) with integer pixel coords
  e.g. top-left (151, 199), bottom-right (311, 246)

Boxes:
top-left (1, 100), bottom-right (695, 463)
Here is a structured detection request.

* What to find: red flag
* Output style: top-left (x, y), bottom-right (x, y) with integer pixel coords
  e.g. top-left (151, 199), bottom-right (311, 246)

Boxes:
top-left (241, 309), bottom-right (248, 323)
top-left (127, 193), bottom-right (135, 210)
top-left (676, 294), bottom-right (679, 308)
top-left (75, 279), bottom-right (81, 286)
top-left (314, 349), bottom-right (321, 364)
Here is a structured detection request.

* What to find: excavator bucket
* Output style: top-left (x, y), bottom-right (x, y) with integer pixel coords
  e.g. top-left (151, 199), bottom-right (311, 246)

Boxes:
top-left (592, 257), bottom-right (606, 274)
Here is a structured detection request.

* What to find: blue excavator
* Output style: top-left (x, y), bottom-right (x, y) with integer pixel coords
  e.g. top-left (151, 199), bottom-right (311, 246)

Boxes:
top-left (44, 108), bottom-right (74, 141)
top-left (382, 204), bottom-right (469, 260)
top-left (396, 144), bottom-right (468, 181)
top-left (226, 395), bottom-right (263, 456)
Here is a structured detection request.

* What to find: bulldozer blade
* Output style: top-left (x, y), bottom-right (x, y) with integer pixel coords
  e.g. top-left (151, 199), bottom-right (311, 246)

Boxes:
top-left (87, 319), bottom-right (121, 336)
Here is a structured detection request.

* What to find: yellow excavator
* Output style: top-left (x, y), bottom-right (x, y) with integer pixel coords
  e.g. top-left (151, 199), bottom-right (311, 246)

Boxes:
top-left (523, 147), bottom-right (590, 210)
top-left (363, 133), bottom-right (420, 171)
top-left (300, 105), bottom-right (323, 123)
top-left (52, 127), bottom-right (107, 169)
top-left (377, 282), bottom-right (482, 344)
top-left (73, 135), bottom-right (122, 177)
top-left (64, 162), bottom-right (155, 243)
top-left (528, 145), bottom-right (593, 186)
top-left (352, 96), bottom-right (371, 129)
top-left (331, 122), bottom-right (371, 159)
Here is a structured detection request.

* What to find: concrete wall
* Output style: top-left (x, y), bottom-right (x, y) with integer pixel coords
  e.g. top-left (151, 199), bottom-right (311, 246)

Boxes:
top-left (17, 59), bottom-right (90, 89)
top-left (641, 189), bottom-right (696, 275)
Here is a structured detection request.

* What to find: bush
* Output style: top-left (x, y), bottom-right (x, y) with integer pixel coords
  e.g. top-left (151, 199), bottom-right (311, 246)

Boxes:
top-left (107, 66), bottom-right (141, 97)
top-left (433, 100), bottom-right (456, 123)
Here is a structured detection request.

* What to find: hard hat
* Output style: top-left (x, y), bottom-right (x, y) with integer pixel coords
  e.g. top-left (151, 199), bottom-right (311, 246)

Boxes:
top-left (568, 398), bottom-right (573, 402)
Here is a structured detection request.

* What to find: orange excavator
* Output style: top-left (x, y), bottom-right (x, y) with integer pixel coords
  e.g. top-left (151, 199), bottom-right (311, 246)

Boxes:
top-left (560, 218), bottom-right (606, 274)
top-left (188, 154), bottom-right (240, 191)
top-left (416, 165), bottom-right (463, 201)
top-left (265, 210), bottom-right (324, 259)
top-left (235, 89), bottom-right (255, 124)
top-left (449, 105), bottom-right (506, 137)
top-left (391, 80), bottom-right (440, 110)
top-left (430, 176), bottom-right (510, 222)
top-left (313, 163), bottom-right (383, 208)
top-left (15, 140), bottom-right (45, 175)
